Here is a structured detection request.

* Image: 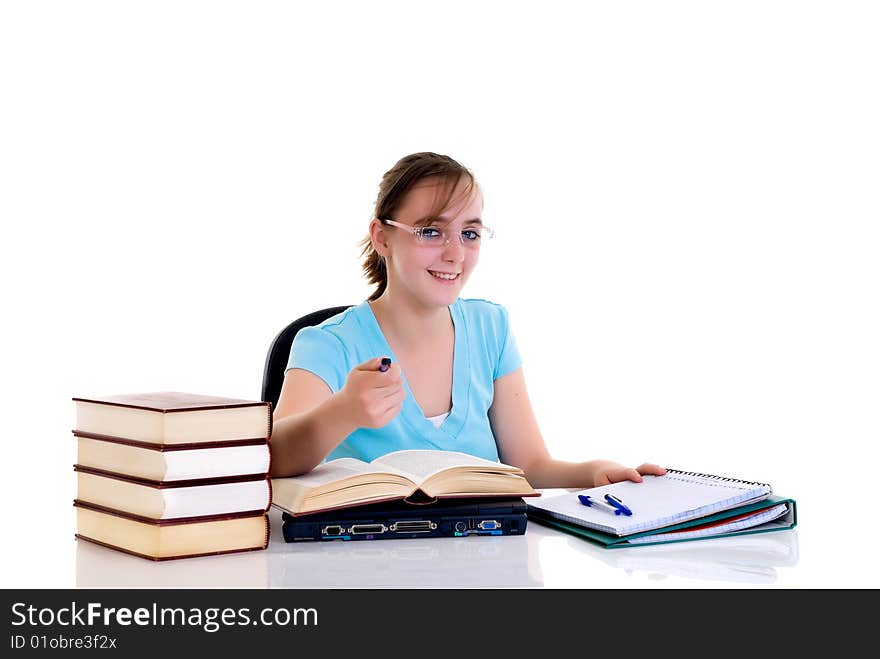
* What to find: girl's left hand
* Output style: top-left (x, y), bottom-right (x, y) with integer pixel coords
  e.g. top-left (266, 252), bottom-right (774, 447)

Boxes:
top-left (593, 462), bottom-right (667, 487)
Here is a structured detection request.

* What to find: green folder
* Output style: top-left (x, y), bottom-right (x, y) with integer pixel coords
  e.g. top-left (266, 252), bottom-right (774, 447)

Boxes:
top-left (528, 495), bottom-right (797, 549)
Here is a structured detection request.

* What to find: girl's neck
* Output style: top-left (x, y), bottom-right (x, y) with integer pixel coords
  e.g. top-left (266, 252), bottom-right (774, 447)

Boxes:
top-left (369, 290), bottom-right (452, 348)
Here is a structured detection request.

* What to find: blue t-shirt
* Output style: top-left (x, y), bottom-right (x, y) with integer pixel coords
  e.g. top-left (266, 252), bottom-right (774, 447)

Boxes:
top-left (285, 298), bottom-right (522, 462)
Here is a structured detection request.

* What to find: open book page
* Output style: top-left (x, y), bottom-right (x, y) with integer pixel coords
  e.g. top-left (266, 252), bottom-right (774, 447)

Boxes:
top-left (371, 450), bottom-right (520, 482)
top-left (424, 471), bottom-right (534, 495)
top-left (270, 458), bottom-right (417, 515)
top-left (287, 457), bottom-right (415, 488)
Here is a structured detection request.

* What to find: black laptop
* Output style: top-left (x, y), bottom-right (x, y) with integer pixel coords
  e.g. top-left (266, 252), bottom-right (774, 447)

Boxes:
top-left (281, 497), bottom-right (528, 542)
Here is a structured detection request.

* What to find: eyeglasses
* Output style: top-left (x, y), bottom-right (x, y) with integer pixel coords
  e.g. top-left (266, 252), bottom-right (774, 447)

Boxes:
top-left (381, 218), bottom-right (494, 248)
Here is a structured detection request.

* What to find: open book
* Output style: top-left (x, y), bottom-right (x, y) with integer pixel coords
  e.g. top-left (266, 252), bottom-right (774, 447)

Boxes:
top-left (271, 450), bottom-right (538, 516)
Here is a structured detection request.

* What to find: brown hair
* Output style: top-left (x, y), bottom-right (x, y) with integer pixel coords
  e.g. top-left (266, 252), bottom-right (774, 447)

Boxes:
top-left (360, 152), bottom-right (478, 301)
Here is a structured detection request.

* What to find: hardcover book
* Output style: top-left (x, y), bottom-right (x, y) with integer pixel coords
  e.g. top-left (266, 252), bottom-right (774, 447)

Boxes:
top-left (74, 432), bottom-right (270, 482)
top-left (74, 465), bottom-right (271, 519)
top-left (271, 449), bottom-right (538, 516)
top-left (74, 501), bottom-right (269, 561)
top-left (72, 392), bottom-right (272, 446)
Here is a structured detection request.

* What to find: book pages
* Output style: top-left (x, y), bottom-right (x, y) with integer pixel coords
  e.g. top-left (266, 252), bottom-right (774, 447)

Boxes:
top-left (288, 458), bottom-right (415, 488)
top-left (372, 449), bottom-right (516, 481)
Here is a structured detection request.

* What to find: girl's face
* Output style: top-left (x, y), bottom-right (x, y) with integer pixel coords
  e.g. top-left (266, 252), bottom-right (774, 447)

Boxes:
top-left (378, 178), bottom-right (484, 309)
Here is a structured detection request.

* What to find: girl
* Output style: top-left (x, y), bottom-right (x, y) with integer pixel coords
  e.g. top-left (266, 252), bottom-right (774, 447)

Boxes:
top-left (270, 152), bottom-right (665, 487)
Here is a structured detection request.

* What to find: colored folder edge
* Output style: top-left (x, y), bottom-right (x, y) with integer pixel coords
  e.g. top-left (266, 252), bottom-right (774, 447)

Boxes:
top-left (527, 494), bottom-right (797, 549)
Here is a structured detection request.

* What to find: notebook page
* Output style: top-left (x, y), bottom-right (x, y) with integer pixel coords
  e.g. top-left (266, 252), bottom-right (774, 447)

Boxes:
top-left (624, 502), bottom-right (788, 544)
top-left (527, 471), bottom-right (772, 536)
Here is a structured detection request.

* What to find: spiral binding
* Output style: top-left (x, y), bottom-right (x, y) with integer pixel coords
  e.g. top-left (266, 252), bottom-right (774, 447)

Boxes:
top-left (666, 468), bottom-right (771, 490)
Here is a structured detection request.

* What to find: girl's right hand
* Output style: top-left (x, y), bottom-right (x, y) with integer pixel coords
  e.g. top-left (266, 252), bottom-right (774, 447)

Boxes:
top-left (337, 357), bottom-right (406, 429)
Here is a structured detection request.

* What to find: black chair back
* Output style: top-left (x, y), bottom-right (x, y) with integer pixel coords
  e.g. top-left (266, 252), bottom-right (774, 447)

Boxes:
top-left (261, 305), bottom-right (352, 410)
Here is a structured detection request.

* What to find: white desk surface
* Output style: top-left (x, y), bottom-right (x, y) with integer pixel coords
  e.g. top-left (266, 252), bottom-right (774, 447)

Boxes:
top-left (75, 506), bottom-right (802, 589)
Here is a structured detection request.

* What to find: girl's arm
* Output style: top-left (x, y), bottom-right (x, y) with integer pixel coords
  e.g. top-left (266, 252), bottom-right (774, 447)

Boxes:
top-left (488, 367), bottom-right (665, 489)
top-left (269, 369), bottom-right (357, 477)
top-left (270, 358), bottom-right (406, 477)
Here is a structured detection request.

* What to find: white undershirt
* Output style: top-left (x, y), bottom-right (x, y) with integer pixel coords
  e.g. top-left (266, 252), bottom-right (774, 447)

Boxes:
top-left (426, 411), bottom-right (450, 429)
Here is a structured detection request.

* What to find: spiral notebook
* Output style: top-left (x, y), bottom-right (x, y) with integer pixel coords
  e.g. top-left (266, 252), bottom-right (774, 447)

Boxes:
top-left (526, 469), bottom-right (775, 537)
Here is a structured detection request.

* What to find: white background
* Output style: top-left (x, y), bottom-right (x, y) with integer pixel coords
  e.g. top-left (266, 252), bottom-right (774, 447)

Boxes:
top-left (1, 1), bottom-right (877, 588)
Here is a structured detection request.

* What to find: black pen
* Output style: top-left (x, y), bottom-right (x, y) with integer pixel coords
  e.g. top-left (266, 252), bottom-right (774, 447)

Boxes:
top-left (379, 357), bottom-right (392, 372)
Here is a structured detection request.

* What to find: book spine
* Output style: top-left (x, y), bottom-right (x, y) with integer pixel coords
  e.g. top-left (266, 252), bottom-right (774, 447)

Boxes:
top-left (266, 404), bottom-right (273, 443)
top-left (261, 512), bottom-right (270, 549)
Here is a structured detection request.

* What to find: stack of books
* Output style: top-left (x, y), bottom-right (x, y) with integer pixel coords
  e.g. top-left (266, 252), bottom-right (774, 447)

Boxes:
top-left (72, 392), bottom-right (272, 561)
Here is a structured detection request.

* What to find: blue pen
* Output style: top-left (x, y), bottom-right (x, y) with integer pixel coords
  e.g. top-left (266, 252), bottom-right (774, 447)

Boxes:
top-left (605, 493), bottom-right (633, 516)
top-left (577, 494), bottom-right (623, 516)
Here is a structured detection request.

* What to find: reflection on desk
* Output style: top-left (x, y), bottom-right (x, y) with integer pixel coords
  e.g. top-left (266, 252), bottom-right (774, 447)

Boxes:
top-left (548, 525), bottom-right (800, 585)
top-left (76, 537), bottom-right (269, 588)
top-left (74, 508), bottom-right (798, 588)
top-left (76, 508), bottom-right (544, 589)
top-left (266, 510), bottom-right (544, 588)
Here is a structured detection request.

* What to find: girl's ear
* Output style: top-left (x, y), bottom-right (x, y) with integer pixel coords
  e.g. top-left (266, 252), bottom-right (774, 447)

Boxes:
top-left (369, 218), bottom-right (391, 259)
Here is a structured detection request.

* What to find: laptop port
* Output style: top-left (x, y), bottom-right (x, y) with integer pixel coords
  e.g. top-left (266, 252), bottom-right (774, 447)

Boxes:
top-left (349, 524), bottom-right (387, 535)
top-left (477, 520), bottom-right (500, 531)
top-left (321, 525), bottom-right (347, 536)
top-left (389, 520), bottom-right (437, 532)
top-left (454, 521), bottom-right (468, 533)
